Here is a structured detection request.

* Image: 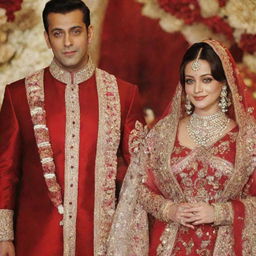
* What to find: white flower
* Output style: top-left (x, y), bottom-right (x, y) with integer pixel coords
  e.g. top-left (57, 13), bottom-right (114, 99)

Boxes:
top-left (198, 0), bottom-right (220, 18)
top-left (243, 53), bottom-right (256, 73)
top-left (0, 8), bottom-right (7, 26)
top-left (182, 23), bottom-right (230, 47)
top-left (221, 0), bottom-right (256, 34)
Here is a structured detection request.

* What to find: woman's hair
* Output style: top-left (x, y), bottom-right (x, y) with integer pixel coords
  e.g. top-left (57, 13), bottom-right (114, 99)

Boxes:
top-left (179, 42), bottom-right (226, 86)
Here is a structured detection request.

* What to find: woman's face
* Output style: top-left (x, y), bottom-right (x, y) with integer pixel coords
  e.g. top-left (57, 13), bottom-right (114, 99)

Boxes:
top-left (184, 59), bottom-right (224, 115)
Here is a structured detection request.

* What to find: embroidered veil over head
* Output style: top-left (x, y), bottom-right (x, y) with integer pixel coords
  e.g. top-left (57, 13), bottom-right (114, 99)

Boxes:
top-left (107, 40), bottom-right (256, 256)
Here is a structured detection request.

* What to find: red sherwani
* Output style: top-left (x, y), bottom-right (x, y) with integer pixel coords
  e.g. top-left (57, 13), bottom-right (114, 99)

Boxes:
top-left (0, 61), bottom-right (142, 255)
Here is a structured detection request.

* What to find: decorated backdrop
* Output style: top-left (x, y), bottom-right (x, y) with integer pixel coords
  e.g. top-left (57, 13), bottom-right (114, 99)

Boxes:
top-left (1, 0), bottom-right (256, 117)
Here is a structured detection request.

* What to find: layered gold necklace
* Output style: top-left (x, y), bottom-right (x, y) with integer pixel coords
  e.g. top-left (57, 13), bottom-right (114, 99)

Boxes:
top-left (187, 111), bottom-right (230, 146)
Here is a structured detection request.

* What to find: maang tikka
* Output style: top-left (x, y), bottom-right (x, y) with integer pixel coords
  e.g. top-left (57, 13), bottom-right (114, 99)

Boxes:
top-left (191, 48), bottom-right (203, 71)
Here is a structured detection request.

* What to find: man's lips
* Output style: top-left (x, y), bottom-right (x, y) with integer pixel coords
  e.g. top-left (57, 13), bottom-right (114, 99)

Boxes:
top-left (63, 51), bottom-right (77, 56)
top-left (193, 96), bottom-right (207, 101)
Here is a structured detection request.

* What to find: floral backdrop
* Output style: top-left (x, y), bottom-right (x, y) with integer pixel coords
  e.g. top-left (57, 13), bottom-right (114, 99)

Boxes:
top-left (137, 0), bottom-right (256, 72)
top-left (0, 0), bottom-right (256, 113)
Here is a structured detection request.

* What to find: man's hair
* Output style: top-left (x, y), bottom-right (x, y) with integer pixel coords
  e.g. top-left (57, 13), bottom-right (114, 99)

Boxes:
top-left (43, 0), bottom-right (91, 32)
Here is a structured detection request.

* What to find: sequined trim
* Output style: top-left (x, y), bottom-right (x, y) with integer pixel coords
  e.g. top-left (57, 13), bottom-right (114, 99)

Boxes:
top-left (63, 82), bottom-right (80, 256)
top-left (94, 69), bottom-right (121, 256)
top-left (107, 122), bottom-right (149, 256)
top-left (138, 184), bottom-right (171, 222)
top-left (49, 57), bottom-right (95, 85)
top-left (0, 210), bottom-right (14, 241)
top-left (212, 202), bottom-right (233, 226)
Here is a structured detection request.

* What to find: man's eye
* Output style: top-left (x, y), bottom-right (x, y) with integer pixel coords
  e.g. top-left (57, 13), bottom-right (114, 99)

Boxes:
top-left (72, 30), bottom-right (81, 35)
top-left (53, 31), bottom-right (62, 37)
top-left (185, 79), bottom-right (194, 85)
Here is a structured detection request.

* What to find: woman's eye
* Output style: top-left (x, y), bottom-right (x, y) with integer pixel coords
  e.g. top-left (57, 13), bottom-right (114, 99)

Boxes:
top-left (185, 79), bottom-right (194, 85)
top-left (203, 77), bottom-right (213, 83)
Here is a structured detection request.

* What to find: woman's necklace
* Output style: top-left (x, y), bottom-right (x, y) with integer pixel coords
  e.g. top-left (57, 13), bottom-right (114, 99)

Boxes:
top-left (187, 111), bottom-right (230, 147)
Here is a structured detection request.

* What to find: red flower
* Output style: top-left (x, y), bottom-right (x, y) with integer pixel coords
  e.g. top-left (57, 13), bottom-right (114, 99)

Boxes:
top-left (0, 0), bottom-right (23, 21)
top-left (240, 34), bottom-right (256, 54)
top-left (217, 0), bottom-right (228, 7)
top-left (157, 0), bottom-right (201, 24)
top-left (203, 16), bottom-right (234, 41)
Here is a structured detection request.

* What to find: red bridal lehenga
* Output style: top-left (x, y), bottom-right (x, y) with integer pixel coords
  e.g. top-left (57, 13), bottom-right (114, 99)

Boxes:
top-left (148, 127), bottom-right (238, 255)
top-left (107, 40), bottom-right (256, 256)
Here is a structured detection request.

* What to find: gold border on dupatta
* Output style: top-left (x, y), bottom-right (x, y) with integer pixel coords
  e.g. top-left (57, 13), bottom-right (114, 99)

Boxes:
top-left (94, 69), bottom-right (121, 255)
top-left (204, 40), bottom-right (255, 256)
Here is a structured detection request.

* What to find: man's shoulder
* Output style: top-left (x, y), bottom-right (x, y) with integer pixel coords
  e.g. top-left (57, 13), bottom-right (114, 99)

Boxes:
top-left (6, 67), bottom-right (48, 92)
top-left (98, 69), bottom-right (138, 92)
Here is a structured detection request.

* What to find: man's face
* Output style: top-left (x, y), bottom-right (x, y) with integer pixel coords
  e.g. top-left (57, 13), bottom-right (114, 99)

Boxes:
top-left (44, 9), bottom-right (92, 72)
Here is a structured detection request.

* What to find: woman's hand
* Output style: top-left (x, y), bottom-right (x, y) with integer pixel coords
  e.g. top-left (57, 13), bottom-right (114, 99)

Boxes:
top-left (0, 241), bottom-right (15, 256)
top-left (167, 203), bottom-right (195, 229)
top-left (184, 202), bottom-right (214, 225)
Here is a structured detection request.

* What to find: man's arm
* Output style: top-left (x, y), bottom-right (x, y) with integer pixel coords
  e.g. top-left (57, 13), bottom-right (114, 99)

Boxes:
top-left (117, 84), bottom-right (144, 189)
top-left (0, 86), bottom-right (21, 243)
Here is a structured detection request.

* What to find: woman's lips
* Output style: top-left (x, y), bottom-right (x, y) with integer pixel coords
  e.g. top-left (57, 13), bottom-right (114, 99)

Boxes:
top-left (193, 96), bottom-right (207, 101)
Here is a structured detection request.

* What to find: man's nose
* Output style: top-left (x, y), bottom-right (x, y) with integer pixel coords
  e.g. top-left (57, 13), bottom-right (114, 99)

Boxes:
top-left (64, 33), bottom-right (72, 47)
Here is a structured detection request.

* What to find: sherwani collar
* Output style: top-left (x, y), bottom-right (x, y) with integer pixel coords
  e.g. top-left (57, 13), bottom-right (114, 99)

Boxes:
top-left (49, 56), bottom-right (95, 85)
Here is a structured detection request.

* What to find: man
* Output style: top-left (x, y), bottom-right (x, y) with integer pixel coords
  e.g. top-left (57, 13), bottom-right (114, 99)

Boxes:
top-left (0, 0), bottom-right (142, 255)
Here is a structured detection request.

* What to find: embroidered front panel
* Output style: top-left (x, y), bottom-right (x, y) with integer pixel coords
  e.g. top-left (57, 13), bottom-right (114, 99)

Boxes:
top-left (171, 129), bottom-right (238, 205)
top-left (166, 129), bottom-right (238, 255)
top-left (94, 69), bottom-right (121, 255)
top-left (63, 83), bottom-right (80, 256)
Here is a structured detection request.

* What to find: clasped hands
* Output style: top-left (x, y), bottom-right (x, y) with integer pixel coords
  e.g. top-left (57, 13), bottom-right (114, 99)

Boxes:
top-left (167, 202), bottom-right (214, 229)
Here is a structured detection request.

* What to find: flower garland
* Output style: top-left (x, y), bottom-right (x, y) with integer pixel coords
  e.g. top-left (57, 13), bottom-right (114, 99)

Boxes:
top-left (25, 70), bottom-right (64, 215)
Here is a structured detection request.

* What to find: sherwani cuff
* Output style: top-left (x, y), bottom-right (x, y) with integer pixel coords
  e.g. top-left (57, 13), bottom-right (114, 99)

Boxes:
top-left (0, 210), bottom-right (14, 241)
top-left (212, 202), bottom-right (233, 226)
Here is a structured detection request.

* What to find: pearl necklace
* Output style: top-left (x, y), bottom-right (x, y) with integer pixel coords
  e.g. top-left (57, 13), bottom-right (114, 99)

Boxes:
top-left (187, 111), bottom-right (230, 146)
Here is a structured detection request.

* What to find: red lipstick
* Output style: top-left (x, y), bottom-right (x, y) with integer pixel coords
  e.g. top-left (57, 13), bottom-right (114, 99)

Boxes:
top-left (193, 96), bottom-right (207, 101)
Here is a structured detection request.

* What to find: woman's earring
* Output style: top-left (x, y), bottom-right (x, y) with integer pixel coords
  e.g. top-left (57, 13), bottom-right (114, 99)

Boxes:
top-left (185, 95), bottom-right (193, 115)
top-left (219, 85), bottom-right (230, 113)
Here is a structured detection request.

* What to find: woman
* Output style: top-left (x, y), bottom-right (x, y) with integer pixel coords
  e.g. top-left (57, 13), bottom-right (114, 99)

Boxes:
top-left (107, 40), bottom-right (256, 256)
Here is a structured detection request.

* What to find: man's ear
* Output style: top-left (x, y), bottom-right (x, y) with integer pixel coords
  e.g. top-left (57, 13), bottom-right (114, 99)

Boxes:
top-left (87, 25), bottom-right (93, 43)
top-left (44, 31), bottom-right (51, 49)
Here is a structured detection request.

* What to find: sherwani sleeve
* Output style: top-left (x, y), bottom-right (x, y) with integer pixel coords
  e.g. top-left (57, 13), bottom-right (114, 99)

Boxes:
top-left (117, 86), bottom-right (143, 183)
top-left (0, 86), bottom-right (21, 241)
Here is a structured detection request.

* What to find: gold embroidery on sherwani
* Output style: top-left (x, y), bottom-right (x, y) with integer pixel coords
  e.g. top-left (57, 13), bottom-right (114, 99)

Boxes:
top-left (94, 69), bottom-right (121, 256)
top-left (25, 59), bottom-right (96, 256)
top-left (62, 81), bottom-right (80, 256)
top-left (0, 210), bottom-right (14, 241)
top-left (49, 59), bottom-right (95, 256)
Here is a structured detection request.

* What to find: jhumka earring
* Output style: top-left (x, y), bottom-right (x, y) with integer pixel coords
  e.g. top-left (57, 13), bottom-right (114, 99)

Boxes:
top-left (185, 95), bottom-right (193, 115)
top-left (219, 84), bottom-right (230, 112)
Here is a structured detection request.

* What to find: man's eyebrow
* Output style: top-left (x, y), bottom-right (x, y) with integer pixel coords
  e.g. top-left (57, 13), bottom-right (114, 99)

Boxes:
top-left (50, 26), bottom-right (83, 33)
top-left (50, 28), bottom-right (63, 33)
